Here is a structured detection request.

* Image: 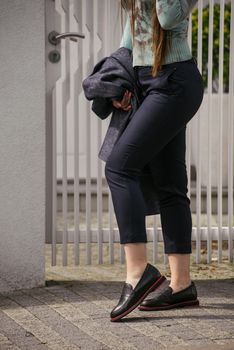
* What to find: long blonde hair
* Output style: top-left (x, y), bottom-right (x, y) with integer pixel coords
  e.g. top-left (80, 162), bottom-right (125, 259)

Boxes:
top-left (120, 0), bottom-right (170, 77)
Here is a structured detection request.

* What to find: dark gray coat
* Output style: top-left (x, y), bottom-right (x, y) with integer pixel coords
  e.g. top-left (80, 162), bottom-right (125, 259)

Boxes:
top-left (82, 47), bottom-right (160, 215)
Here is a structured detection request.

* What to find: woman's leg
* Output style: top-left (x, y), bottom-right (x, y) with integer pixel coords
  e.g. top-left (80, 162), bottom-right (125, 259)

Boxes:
top-left (124, 243), bottom-right (147, 288)
top-left (148, 125), bottom-right (193, 292)
top-left (149, 127), bottom-right (192, 292)
top-left (105, 61), bottom-right (203, 288)
top-left (123, 126), bottom-right (192, 290)
top-left (168, 254), bottom-right (191, 292)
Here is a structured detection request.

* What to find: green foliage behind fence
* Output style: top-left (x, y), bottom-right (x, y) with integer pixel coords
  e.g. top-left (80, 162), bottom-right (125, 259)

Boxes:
top-left (191, 3), bottom-right (231, 93)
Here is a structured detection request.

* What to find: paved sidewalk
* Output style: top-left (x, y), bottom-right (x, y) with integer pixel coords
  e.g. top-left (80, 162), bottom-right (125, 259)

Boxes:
top-left (0, 274), bottom-right (233, 349)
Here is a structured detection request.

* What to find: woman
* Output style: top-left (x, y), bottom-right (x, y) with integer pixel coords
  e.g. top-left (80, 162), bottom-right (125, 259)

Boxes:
top-left (106, 0), bottom-right (204, 322)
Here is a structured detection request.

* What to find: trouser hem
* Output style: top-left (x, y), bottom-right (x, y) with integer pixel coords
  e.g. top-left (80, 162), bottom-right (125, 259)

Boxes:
top-left (165, 248), bottom-right (192, 254)
top-left (120, 238), bottom-right (148, 244)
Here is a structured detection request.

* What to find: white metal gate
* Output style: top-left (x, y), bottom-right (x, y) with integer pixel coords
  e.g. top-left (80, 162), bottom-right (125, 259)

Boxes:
top-left (45, 0), bottom-right (234, 266)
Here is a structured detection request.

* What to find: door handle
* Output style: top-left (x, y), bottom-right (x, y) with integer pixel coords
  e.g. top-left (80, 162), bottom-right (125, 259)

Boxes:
top-left (48, 30), bottom-right (85, 45)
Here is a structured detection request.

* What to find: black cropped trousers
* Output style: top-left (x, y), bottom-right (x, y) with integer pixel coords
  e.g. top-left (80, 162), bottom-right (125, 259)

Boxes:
top-left (105, 57), bottom-right (204, 254)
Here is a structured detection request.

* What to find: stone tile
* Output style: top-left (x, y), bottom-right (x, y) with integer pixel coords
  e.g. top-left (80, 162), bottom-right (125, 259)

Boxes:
top-left (126, 335), bottom-right (164, 350)
top-left (0, 332), bottom-right (21, 350)
top-left (0, 278), bottom-right (233, 350)
top-left (0, 310), bottom-right (49, 349)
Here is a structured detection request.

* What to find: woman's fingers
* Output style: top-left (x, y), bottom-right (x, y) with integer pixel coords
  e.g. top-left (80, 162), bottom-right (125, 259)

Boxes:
top-left (112, 100), bottom-right (122, 108)
top-left (121, 90), bottom-right (132, 108)
top-left (122, 104), bottom-right (132, 111)
top-left (112, 90), bottom-right (132, 110)
top-left (122, 90), bottom-right (131, 103)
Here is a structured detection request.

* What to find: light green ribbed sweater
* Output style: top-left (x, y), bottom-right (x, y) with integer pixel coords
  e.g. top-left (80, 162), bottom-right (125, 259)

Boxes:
top-left (120, 0), bottom-right (198, 67)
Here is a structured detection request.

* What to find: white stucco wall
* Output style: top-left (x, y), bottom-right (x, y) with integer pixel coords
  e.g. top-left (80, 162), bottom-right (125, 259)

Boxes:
top-left (0, 0), bottom-right (45, 293)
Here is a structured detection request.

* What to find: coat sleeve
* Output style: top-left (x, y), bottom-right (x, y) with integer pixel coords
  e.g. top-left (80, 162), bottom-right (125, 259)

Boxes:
top-left (155, 0), bottom-right (198, 30)
top-left (91, 98), bottom-right (113, 120)
top-left (119, 14), bottom-right (133, 50)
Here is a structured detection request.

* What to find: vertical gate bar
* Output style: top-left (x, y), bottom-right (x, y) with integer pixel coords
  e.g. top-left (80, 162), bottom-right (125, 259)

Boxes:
top-left (73, 0), bottom-right (83, 265)
top-left (105, 0), bottom-right (115, 264)
top-left (118, 3), bottom-right (126, 265)
top-left (217, 0), bottom-right (225, 263)
top-left (60, 0), bottom-right (70, 266)
top-left (187, 8), bottom-right (192, 200)
top-left (152, 215), bottom-right (158, 264)
top-left (195, 0), bottom-right (203, 264)
top-left (206, 0), bottom-right (214, 263)
top-left (52, 87), bottom-right (57, 266)
top-left (85, 0), bottom-right (94, 265)
top-left (108, 192), bottom-right (115, 264)
top-left (96, 0), bottom-right (105, 264)
top-left (54, 0), bottom-right (63, 265)
top-left (97, 133), bottom-right (103, 264)
top-left (163, 251), bottom-right (168, 265)
top-left (120, 241), bottom-right (125, 265)
top-left (227, 1), bottom-right (234, 262)
top-left (74, 92), bottom-right (80, 265)
top-left (119, 3), bottom-right (127, 265)
top-left (69, 0), bottom-right (75, 264)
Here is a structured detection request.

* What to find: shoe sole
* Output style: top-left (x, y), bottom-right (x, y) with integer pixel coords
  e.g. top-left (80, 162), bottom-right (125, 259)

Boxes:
top-left (138, 298), bottom-right (200, 311)
top-left (110, 275), bottom-right (166, 322)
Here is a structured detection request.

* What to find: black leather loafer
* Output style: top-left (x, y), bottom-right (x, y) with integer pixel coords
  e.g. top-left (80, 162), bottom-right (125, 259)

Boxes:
top-left (110, 263), bottom-right (166, 322)
top-left (138, 280), bottom-right (199, 311)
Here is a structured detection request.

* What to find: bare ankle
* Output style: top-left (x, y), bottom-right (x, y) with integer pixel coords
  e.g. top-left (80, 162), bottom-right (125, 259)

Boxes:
top-left (169, 279), bottom-right (192, 293)
top-left (126, 262), bottom-right (147, 278)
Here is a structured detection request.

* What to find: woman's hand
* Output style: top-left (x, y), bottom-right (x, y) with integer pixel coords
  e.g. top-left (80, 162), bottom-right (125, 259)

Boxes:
top-left (112, 90), bottom-right (132, 111)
